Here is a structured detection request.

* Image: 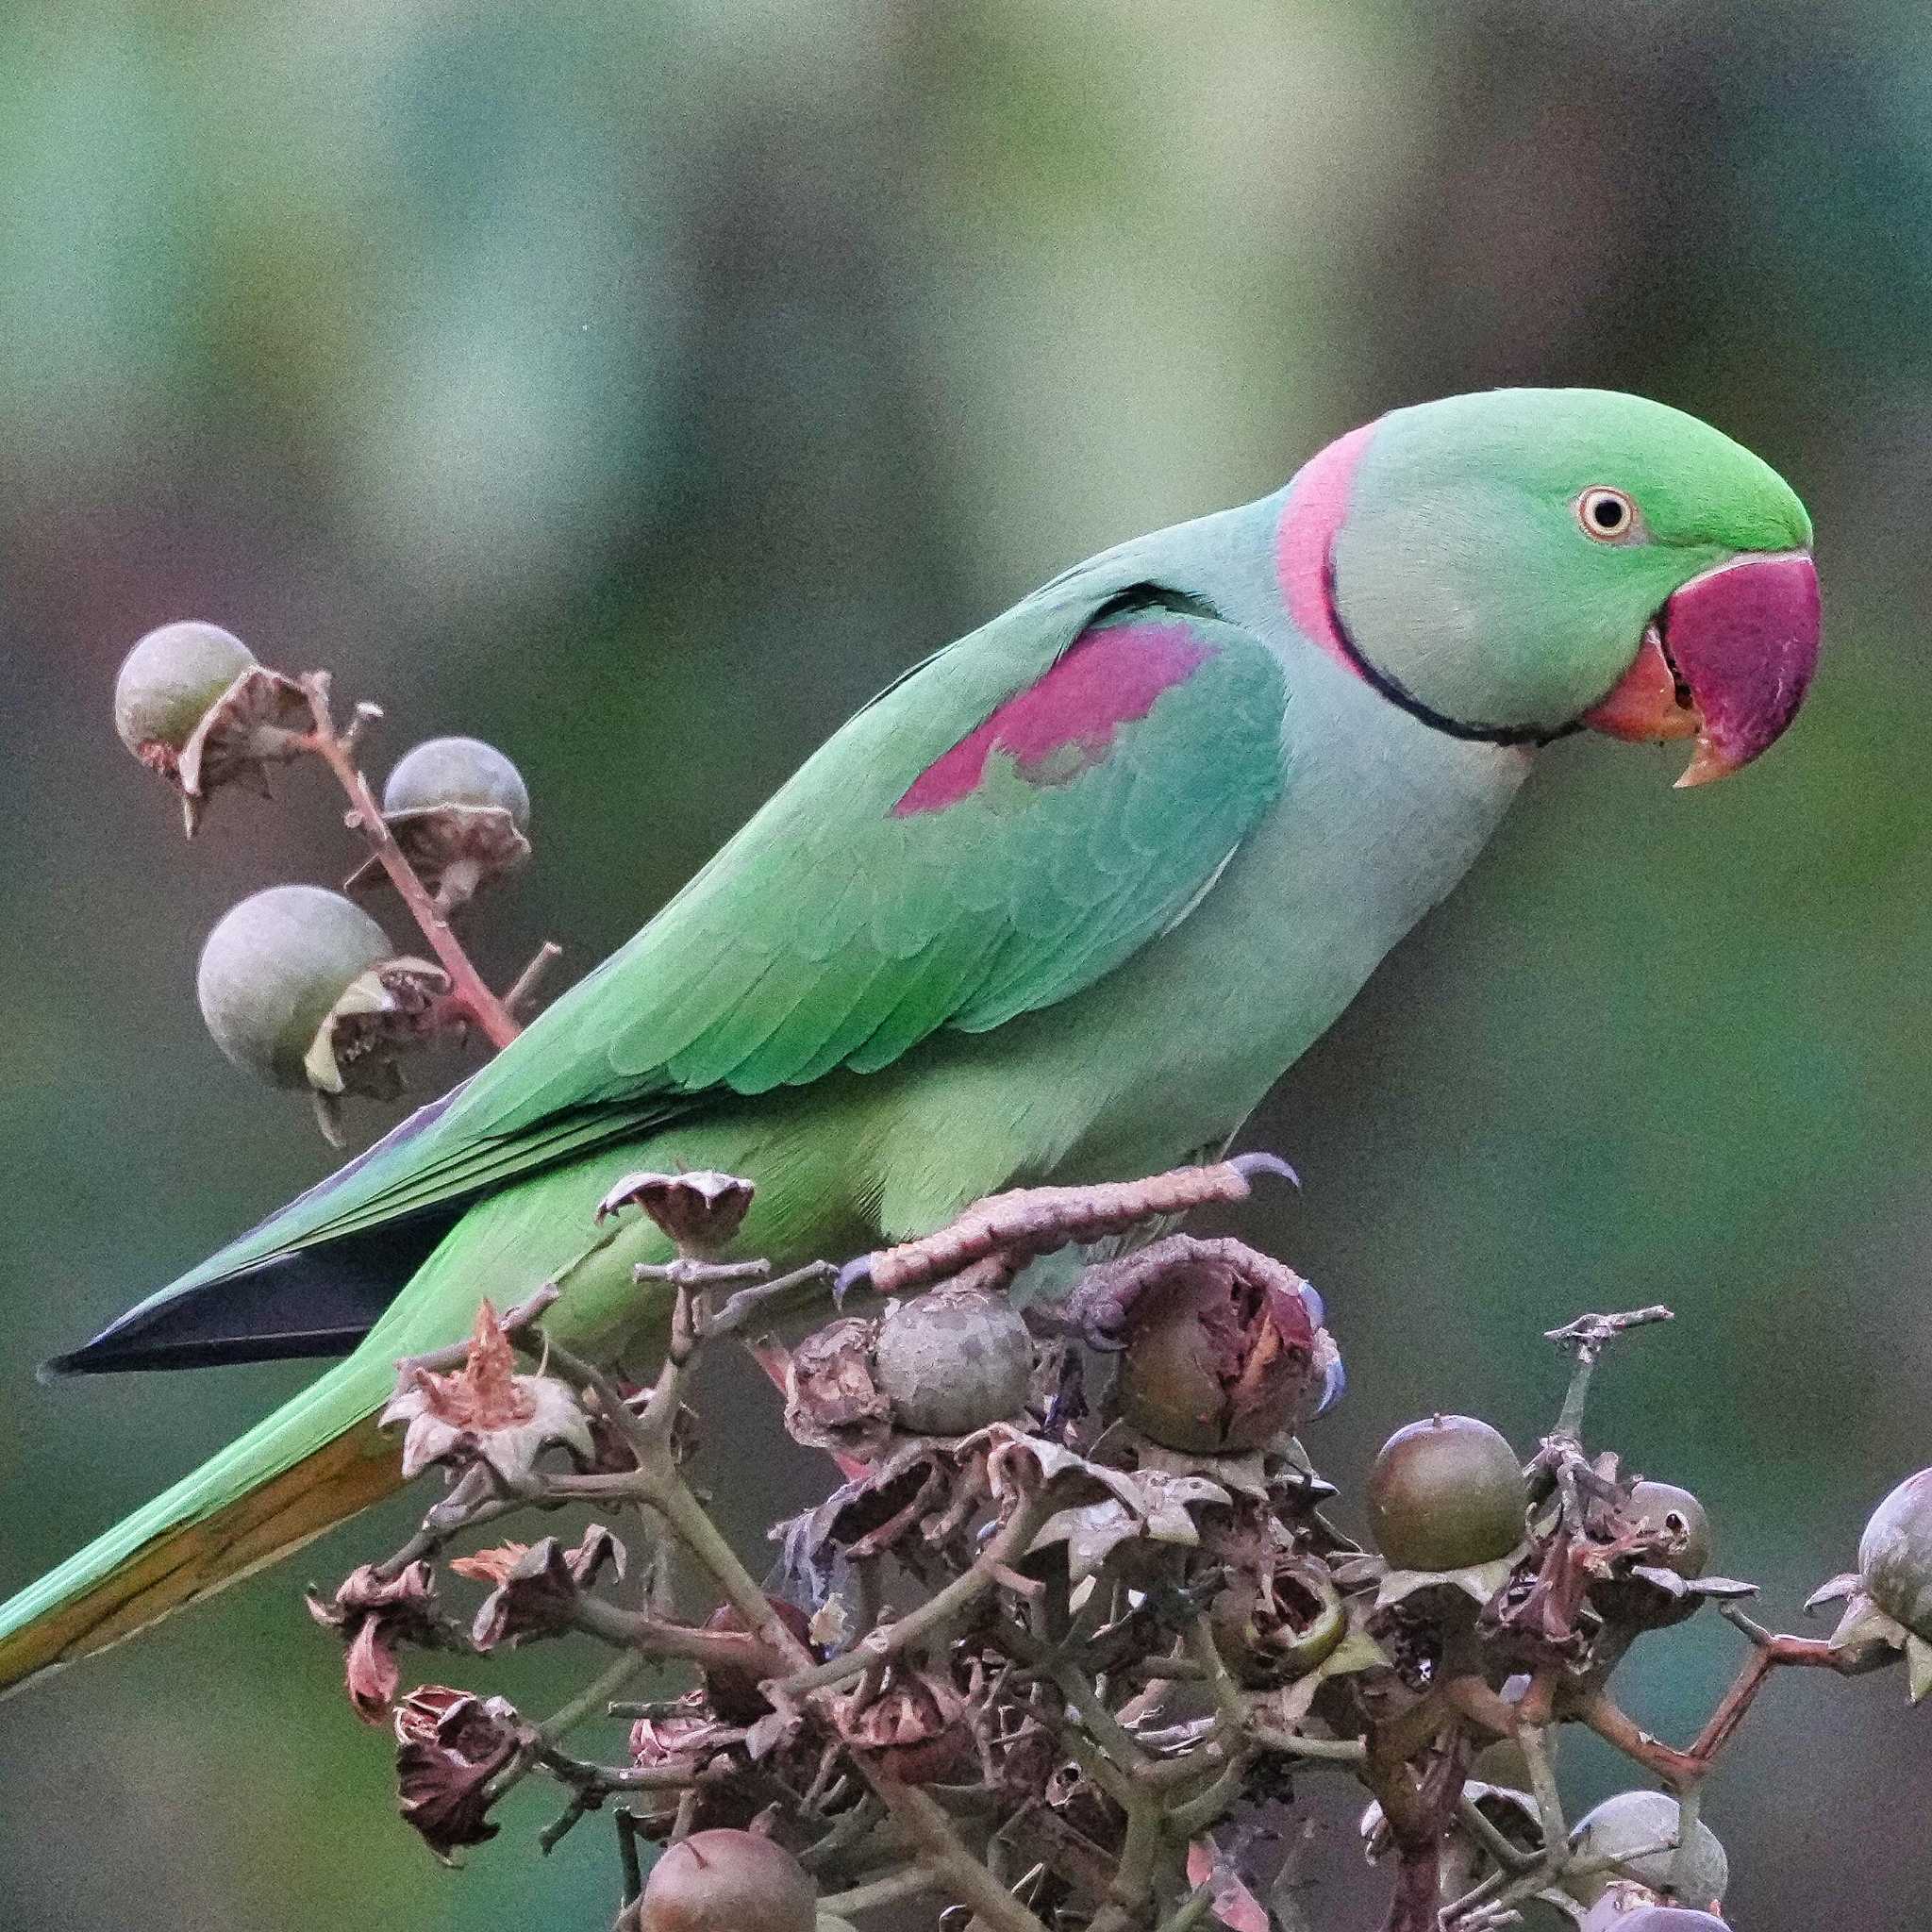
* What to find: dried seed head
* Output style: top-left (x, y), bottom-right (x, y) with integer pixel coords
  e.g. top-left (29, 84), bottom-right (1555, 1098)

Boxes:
top-left (198, 886), bottom-right (394, 1089)
top-left (1365, 1415), bottom-right (1524, 1573)
top-left (1566, 1792), bottom-right (1728, 1912)
top-left (114, 621), bottom-right (257, 758)
top-left (383, 735), bottom-right (531, 826)
top-left (633, 1828), bottom-right (816, 1932)
top-left (1116, 1248), bottom-right (1320, 1454)
top-left (392, 1686), bottom-right (521, 1863)
top-left (873, 1285), bottom-right (1033, 1436)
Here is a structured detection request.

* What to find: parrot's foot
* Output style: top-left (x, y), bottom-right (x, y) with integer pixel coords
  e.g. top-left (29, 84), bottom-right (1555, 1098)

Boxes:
top-left (834, 1151), bottom-right (1298, 1304)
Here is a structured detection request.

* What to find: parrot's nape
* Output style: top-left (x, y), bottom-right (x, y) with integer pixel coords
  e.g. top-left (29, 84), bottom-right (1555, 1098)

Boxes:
top-left (0, 387), bottom-right (1821, 1698)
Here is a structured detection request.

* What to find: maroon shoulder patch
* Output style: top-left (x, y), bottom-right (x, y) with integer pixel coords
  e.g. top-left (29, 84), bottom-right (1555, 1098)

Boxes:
top-left (893, 619), bottom-right (1213, 817)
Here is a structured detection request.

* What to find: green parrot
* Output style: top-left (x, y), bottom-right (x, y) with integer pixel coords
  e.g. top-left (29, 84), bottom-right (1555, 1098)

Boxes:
top-left (0, 388), bottom-right (1821, 1697)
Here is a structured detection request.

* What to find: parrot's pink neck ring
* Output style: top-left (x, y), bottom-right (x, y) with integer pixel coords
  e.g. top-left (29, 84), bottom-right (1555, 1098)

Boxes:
top-left (1274, 422), bottom-right (1558, 751)
top-left (1275, 423), bottom-right (1377, 681)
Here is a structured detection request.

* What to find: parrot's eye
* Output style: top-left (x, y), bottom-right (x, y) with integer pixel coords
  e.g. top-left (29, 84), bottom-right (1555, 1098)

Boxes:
top-left (1576, 487), bottom-right (1639, 541)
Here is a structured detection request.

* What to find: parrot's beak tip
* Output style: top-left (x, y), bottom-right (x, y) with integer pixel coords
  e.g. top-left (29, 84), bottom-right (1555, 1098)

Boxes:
top-left (1672, 740), bottom-right (1738, 790)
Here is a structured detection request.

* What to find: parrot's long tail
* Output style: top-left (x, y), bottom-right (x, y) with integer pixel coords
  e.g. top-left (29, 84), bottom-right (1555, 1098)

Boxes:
top-left (0, 1350), bottom-right (402, 1700)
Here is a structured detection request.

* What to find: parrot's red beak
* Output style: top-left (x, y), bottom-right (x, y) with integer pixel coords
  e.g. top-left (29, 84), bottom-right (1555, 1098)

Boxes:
top-left (1580, 550), bottom-right (1821, 787)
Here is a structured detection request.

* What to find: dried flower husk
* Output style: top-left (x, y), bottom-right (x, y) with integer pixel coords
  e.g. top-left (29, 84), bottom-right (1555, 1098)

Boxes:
top-left (783, 1317), bottom-right (892, 1460)
top-left (392, 1685), bottom-right (521, 1863)
top-left (1211, 1545), bottom-right (1346, 1686)
top-left (449, 1526), bottom-right (625, 1651)
top-left (379, 1300), bottom-right (595, 1483)
top-left (699, 1598), bottom-right (815, 1722)
top-left (307, 1560), bottom-right (446, 1724)
top-left (829, 1657), bottom-right (970, 1783)
top-left (596, 1168), bottom-right (758, 1255)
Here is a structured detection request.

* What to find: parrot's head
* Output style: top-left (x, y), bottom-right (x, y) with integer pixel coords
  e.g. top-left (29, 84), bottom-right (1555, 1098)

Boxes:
top-left (1283, 388), bottom-right (1819, 784)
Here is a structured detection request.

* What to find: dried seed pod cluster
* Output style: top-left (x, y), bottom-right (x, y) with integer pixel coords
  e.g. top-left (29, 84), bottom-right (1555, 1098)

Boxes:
top-left (113, 622), bottom-right (549, 1137)
top-left (289, 1165), bottom-right (1926, 1932)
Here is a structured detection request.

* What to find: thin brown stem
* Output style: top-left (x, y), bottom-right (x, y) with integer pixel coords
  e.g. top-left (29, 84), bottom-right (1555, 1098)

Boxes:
top-left (299, 672), bottom-right (521, 1048)
top-left (868, 1775), bottom-right (1049, 1932)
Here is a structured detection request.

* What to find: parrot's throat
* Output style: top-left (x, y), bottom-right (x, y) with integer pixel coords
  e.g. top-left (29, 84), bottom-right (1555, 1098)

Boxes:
top-left (1276, 426), bottom-right (1562, 751)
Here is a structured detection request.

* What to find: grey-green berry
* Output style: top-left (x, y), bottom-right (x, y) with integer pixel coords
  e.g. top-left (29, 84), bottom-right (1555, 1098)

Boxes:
top-left (1625, 1482), bottom-right (1712, 1579)
top-left (1858, 1467), bottom-right (1932, 1641)
top-left (197, 886), bottom-right (393, 1089)
top-left (383, 736), bottom-right (530, 828)
top-left (874, 1285), bottom-right (1032, 1436)
top-left (1567, 1791), bottom-right (1727, 1910)
top-left (113, 622), bottom-right (256, 758)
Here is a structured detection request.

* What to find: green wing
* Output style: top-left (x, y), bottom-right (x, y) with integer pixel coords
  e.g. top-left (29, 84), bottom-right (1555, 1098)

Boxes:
top-left (87, 580), bottom-right (1289, 1344)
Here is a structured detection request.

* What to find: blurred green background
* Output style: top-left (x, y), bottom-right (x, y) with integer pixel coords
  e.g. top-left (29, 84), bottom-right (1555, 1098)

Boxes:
top-left (2, 1), bottom-right (1927, 1926)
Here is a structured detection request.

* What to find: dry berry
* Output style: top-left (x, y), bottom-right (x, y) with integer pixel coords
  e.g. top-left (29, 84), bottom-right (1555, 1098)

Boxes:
top-left (873, 1284), bottom-right (1032, 1435)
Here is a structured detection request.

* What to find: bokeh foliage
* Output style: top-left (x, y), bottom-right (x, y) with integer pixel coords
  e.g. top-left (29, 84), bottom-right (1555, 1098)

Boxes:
top-left (2, 2), bottom-right (1928, 1926)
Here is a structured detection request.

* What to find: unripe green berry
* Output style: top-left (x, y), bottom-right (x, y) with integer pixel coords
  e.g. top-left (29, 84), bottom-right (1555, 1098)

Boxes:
top-left (1365, 1415), bottom-right (1524, 1572)
top-left (114, 622), bottom-right (256, 757)
top-left (197, 886), bottom-right (393, 1088)
top-left (1858, 1467), bottom-right (1932, 1642)
top-left (383, 736), bottom-right (530, 828)
top-left (874, 1286), bottom-right (1032, 1436)
top-left (634, 1828), bottom-right (815, 1932)
top-left (1567, 1791), bottom-right (1727, 1911)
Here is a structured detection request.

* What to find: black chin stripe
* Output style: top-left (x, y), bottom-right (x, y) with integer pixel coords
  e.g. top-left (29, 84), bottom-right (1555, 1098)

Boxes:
top-left (1322, 553), bottom-right (1569, 749)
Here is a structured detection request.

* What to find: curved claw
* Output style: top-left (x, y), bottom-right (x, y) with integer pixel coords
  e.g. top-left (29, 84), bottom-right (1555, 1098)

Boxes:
top-left (1229, 1151), bottom-right (1301, 1190)
top-left (833, 1255), bottom-right (874, 1308)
